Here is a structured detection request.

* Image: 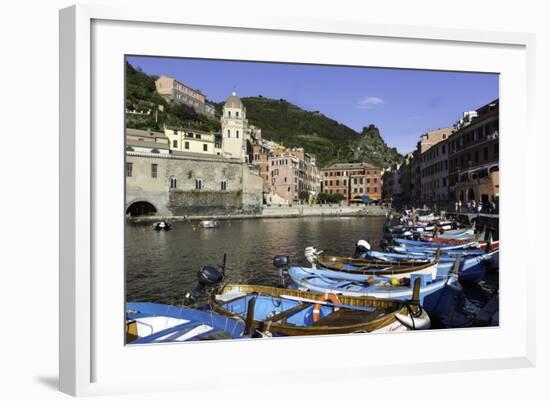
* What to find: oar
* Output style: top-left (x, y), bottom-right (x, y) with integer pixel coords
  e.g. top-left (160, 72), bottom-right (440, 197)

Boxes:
top-left (243, 296), bottom-right (257, 336)
top-left (445, 255), bottom-right (463, 292)
top-left (279, 294), bottom-right (377, 312)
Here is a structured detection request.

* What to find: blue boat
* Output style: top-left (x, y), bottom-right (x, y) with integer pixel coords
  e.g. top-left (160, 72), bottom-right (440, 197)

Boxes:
top-left (393, 237), bottom-right (481, 250)
top-left (390, 244), bottom-right (488, 257)
top-left (287, 266), bottom-right (459, 318)
top-left (210, 283), bottom-right (431, 335)
top-left (126, 302), bottom-right (245, 343)
top-left (366, 249), bottom-right (499, 283)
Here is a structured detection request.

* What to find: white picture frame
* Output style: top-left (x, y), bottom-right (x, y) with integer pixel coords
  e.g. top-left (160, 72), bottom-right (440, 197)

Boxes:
top-left (59, 3), bottom-right (536, 397)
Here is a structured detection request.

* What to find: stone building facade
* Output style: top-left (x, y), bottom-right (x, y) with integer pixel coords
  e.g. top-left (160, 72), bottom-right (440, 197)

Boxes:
top-left (125, 122), bottom-right (263, 217)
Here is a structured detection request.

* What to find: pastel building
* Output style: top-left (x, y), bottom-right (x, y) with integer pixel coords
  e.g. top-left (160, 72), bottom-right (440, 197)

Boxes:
top-left (417, 127), bottom-right (453, 207)
top-left (321, 162), bottom-right (383, 203)
top-left (155, 75), bottom-right (215, 117)
top-left (270, 151), bottom-right (300, 204)
top-left (164, 126), bottom-right (217, 155)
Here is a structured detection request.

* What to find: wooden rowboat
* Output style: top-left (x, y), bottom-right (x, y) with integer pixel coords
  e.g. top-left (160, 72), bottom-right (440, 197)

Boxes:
top-left (210, 283), bottom-right (429, 336)
top-left (315, 255), bottom-right (439, 277)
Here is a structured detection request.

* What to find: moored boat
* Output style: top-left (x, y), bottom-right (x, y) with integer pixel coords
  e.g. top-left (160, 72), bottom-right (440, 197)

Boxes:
top-left (126, 302), bottom-right (245, 343)
top-left (210, 282), bottom-right (430, 336)
top-left (199, 219), bottom-right (219, 229)
top-left (287, 260), bottom-right (461, 318)
top-left (153, 220), bottom-right (171, 231)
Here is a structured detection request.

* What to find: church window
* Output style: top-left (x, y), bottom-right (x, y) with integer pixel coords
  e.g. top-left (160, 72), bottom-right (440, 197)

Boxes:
top-left (236, 111), bottom-right (239, 117)
top-left (195, 178), bottom-right (202, 190)
top-left (227, 129), bottom-right (231, 138)
top-left (236, 130), bottom-right (239, 138)
top-left (228, 111), bottom-right (231, 117)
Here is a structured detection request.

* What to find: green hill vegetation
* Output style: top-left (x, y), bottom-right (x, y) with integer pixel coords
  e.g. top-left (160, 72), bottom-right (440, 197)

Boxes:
top-left (224, 97), bottom-right (403, 167)
top-left (125, 61), bottom-right (403, 167)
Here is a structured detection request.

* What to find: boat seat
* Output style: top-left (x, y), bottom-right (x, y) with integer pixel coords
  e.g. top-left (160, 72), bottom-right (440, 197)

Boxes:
top-left (215, 291), bottom-right (246, 303)
top-left (266, 303), bottom-right (311, 323)
top-left (310, 309), bottom-right (389, 327)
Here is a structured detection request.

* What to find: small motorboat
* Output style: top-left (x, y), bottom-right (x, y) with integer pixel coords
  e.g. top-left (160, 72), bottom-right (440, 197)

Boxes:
top-left (126, 302), bottom-right (245, 343)
top-left (153, 220), bottom-right (171, 231)
top-left (210, 282), bottom-right (430, 336)
top-left (199, 219), bottom-right (219, 229)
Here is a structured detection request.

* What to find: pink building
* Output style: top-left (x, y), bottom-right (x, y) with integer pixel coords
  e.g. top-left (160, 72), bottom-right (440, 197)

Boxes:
top-left (270, 151), bottom-right (300, 204)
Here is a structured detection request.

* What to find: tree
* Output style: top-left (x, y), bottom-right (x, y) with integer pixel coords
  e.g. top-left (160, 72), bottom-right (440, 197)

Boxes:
top-left (331, 193), bottom-right (345, 203)
top-left (298, 191), bottom-right (310, 202)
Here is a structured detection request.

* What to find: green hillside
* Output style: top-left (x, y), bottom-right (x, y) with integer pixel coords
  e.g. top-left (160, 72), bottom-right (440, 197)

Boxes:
top-left (221, 97), bottom-right (403, 167)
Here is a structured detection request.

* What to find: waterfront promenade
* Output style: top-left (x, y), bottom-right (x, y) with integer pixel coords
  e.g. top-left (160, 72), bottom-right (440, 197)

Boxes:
top-left (129, 204), bottom-right (390, 222)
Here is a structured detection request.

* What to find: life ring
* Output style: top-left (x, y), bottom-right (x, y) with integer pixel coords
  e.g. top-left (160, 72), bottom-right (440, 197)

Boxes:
top-left (312, 293), bottom-right (341, 323)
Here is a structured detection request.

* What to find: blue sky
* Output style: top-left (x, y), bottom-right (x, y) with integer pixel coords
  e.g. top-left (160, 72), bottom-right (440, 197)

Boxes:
top-left (127, 56), bottom-right (498, 154)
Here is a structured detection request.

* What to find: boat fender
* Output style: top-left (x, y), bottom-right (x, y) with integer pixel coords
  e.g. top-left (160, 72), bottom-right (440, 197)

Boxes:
top-left (312, 293), bottom-right (341, 323)
top-left (395, 307), bottom-right (431, 330)
top-left (356, 239), bottom-right (371, 251)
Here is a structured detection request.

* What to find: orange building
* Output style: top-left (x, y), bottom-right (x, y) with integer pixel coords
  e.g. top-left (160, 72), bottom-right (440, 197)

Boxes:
top-left (320, 162), bottom-right (383, 203)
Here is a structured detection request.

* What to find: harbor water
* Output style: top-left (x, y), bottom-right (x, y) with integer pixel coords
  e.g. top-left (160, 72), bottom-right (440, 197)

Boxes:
top-left (126, 216), bottom-right (498, 329)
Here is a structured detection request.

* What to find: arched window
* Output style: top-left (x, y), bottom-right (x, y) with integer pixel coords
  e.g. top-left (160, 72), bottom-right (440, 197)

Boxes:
top-left (236, 130), bottom-right (239, 138)
top-left (169, 176), bottom-right (177, 189)
top-left (228, 111), bottom-right (231, 117)
top-left (195, 178), bottom-right (202, 190)
top-left (227, 129), bottom-right (231, 138)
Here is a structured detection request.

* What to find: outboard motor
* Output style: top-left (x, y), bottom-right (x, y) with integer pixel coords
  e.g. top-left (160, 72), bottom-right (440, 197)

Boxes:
top-left (273, 255), bottom-right (290, 287)
top-left (184, 265), bottom-right (224, 304)
top-left (353, 239), bottom-right (371, 259)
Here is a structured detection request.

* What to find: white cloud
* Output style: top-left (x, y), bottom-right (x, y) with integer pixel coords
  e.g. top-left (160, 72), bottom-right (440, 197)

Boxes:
top-left (357, 96), bottom-right (385, 109)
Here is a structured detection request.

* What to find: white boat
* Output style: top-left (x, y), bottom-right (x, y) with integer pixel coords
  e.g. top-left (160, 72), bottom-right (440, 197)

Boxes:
top-left (200, 219), bottom-right (219, 229)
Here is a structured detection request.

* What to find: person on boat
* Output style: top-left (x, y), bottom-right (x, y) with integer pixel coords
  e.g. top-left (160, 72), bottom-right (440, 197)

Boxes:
top-left (158, 220), bottom-right (166, 228)
top-left (353, 239), bottom-right (371, 259)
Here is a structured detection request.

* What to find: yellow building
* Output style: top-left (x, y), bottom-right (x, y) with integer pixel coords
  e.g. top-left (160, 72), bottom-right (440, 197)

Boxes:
top-left (164, 126), bottom-right (218, 155)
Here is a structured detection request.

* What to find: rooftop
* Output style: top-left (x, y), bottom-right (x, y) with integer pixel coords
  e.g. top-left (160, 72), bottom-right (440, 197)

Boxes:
top-left (126, 127), bottom-right (165, 139)
top-left (322, 162), bottom-right (380, 170)
top-left (126, 139), bottom-right (170, 150)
